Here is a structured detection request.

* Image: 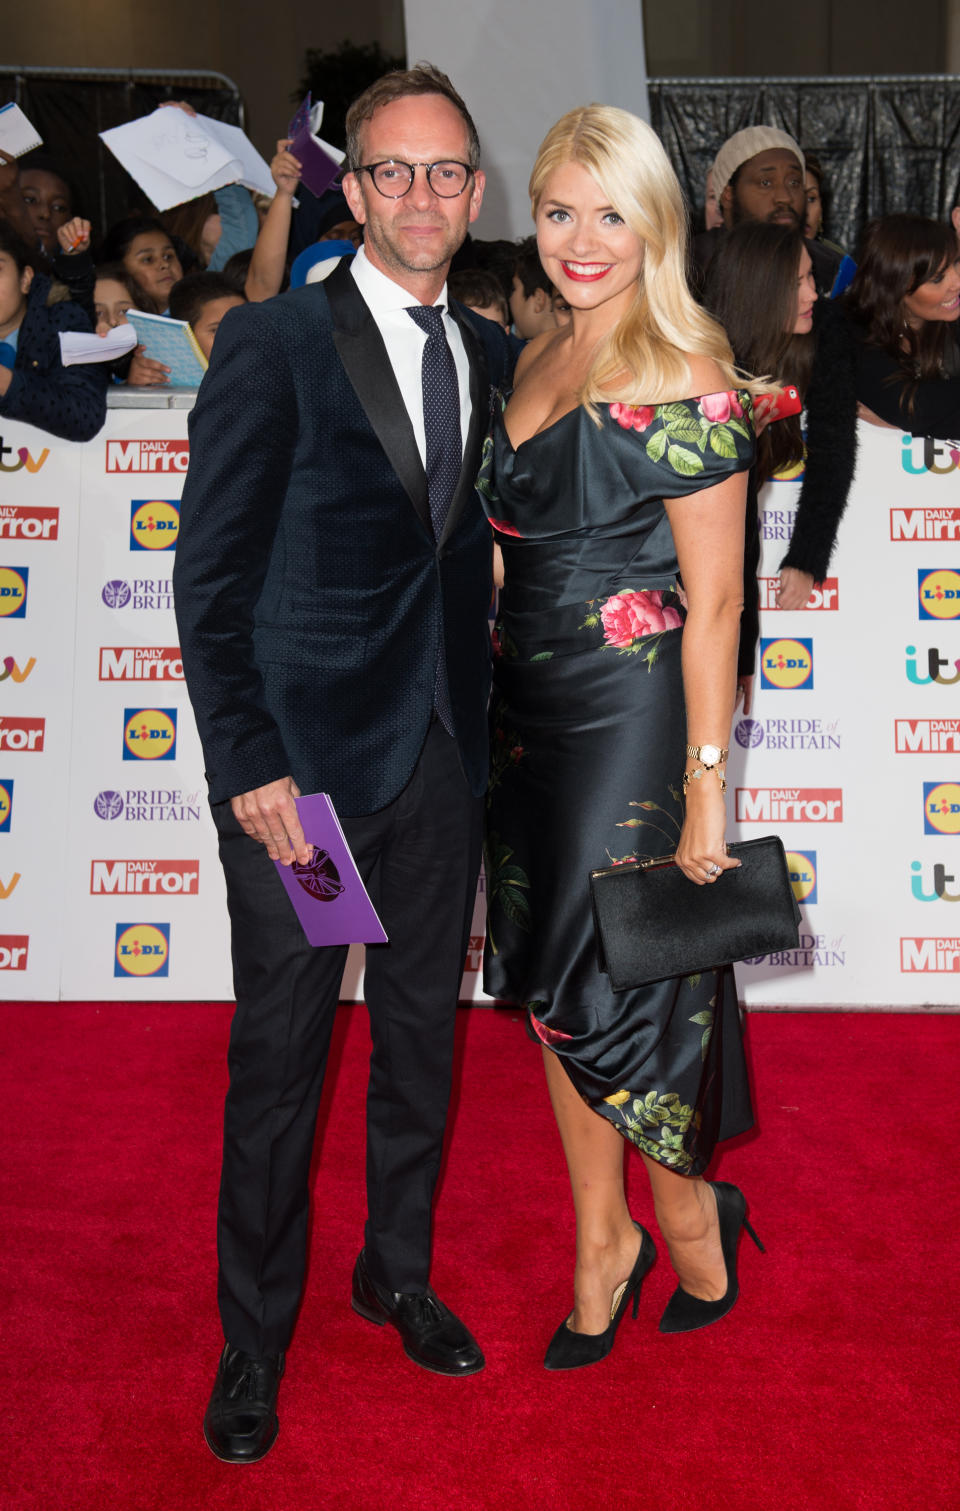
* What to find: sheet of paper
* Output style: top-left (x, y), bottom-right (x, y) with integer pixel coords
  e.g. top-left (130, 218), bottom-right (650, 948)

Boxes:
top-left (59, 324), bottom-right (138, 366)
top-left (99, 108), bottom-right (274, 210)
top-left (273, 793), bottom-right (387, 947)
top-left (0, 103), bottom-right (42, 158)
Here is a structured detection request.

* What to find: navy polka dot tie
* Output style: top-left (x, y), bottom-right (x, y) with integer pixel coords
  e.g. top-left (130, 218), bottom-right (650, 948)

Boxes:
top-left (407, 304), bottom-right (462, 732)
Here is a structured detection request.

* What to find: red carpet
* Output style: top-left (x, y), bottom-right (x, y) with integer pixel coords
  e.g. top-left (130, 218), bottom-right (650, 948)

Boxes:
top-left (2, 1003), bottom-right (957, 1510)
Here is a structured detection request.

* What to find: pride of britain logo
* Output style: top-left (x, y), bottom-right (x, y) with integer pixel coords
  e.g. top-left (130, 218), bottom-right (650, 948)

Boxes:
top-left (735, 718), bottom-right (839, 751)
top-left (918, 568), bottom-right (960, 621)
top-left (130, 500), bottom-right (180, 552)
top-left (114, 922), bottom-right (170, 978)
top-left (122, 708), bottom-right (177, 762)
top-left (94, 790), bottom-right (125, 821)
top-left (101, 578), bottom-right (175, 611)
top-left (759, 637), bottom-right (813, 690)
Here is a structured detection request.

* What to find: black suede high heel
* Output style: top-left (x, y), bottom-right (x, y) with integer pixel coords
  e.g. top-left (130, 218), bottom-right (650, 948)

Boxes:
top-left (658, 1180), bottom-right (764, 1334)
top-left (544, 1222), bottom-right (657, 1370)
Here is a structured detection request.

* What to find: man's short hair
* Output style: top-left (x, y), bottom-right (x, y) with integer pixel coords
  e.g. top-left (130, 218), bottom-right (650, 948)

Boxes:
top-left (344, 62), bottom-right (481, 173)
top-left (712, 127), bottom-right (804, 202)
top-left (169, 271), bottom-right (245, 329)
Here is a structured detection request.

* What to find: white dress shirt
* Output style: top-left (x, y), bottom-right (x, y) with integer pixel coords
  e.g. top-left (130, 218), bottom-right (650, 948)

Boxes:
top-left (349, 244), bottom-right (471, 465)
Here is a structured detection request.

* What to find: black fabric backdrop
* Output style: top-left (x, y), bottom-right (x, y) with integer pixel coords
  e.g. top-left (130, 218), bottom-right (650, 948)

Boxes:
top-left (0, 72), bottom-right (242, 247)
top-left (650, 75), bottom-right (960, 254)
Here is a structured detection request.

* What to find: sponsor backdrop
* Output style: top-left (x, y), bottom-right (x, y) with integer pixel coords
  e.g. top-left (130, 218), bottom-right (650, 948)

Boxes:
top-left (0, 406), bottom-right (956, 1005)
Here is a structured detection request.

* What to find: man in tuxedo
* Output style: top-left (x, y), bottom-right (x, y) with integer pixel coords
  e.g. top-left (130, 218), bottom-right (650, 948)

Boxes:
top-left (173, 64), bottom-right (514, 1464)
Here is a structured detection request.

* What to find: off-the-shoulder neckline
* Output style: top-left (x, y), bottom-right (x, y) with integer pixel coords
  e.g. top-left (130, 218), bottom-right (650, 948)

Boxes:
top-left (500, 389), bottom-right (751, 456)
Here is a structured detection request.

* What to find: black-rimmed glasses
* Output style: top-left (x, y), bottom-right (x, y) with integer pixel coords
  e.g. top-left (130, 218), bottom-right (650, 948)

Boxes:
top-left (357, 160), bottom-right (475, 199)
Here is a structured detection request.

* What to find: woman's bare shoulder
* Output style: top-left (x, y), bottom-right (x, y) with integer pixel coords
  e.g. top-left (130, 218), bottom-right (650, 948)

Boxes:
top-left (680, 352), bottom-right (731, 400)
top-left (512, 327), bottom-right (563, 386)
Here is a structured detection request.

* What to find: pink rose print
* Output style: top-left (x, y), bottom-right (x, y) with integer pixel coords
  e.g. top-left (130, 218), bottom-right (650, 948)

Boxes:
top-left (599, 590), bottom-right (682, 649)
top-left (489, 518), bottom-right (524, 537)
top-left (609, 402), bottom-right (656, 432)
top-left (530, 1012), bottom-right (573, 1046)
top-left (698, 390), bottom-right (744, 424)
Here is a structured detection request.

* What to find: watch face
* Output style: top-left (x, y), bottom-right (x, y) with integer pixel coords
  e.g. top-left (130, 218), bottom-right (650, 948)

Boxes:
top-left (699, 744), bottom-right (722, 766)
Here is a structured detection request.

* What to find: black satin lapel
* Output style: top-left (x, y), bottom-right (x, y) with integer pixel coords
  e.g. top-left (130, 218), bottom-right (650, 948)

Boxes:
top-left (326, 262), bottom-right (430, 532)
top-left (441, 306), bottom-right (490, 546)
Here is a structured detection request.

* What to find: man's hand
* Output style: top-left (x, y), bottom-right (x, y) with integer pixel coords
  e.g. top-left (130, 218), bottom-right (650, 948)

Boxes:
top-left (231, 776), bottom-right (311, 865)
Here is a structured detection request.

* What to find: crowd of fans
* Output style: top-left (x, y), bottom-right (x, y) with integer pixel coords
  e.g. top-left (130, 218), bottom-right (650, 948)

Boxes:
top-left (1, 101), bottom-right (959, 496)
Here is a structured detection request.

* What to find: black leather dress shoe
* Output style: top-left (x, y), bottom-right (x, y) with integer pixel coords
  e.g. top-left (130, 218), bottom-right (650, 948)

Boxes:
top-left (351, 1249), bottom-right (485, 1376)
top-left (203, 1343), bottom-right (285, 1463)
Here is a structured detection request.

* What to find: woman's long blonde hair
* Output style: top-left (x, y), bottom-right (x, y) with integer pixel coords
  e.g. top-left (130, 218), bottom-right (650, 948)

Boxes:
top-left (529, 105), bottom-right (755, 415)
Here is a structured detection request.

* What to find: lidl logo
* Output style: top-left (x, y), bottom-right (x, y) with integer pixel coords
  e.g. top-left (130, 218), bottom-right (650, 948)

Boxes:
top-left (918, 568), bottom-right (960, 621)
top-left (122, 708), bottom-right (177, 762)
top-left (0, 504), bottom-right (58, 540)
top-left (924, 782), bottom-right (960, 836)
top-left (114, 922), bottom-right (170, 978)
top-left (759, 638), bottom-right (813, 690)
top-left (785, 850), bottom-right (817, 904)
top-left (0, 567), bottom-right (28, 619)
top-left (0, 934), bottom-right (28, 970)
top-left (0, 780), bottom-right (12, 832)
top-left (130, 500), bottom-right (180, 552)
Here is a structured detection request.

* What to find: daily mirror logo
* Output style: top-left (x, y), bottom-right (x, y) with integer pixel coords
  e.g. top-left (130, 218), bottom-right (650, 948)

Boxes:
top-left (895, 719), bottom-right (960, 754)
top-left (0, 717), bottom-right (44, 752)
top-left (900, 937), bottom-right (960, 972)
top-left (0, 934), bottom-right (28, 970)
top-left (130, 500), bottom-right (180, 552)
top-left (736, 788), bottom-right (843, 823)
top-left (891, 506), bottom-right (960, 540)
top-left (0, 505), bottom-right (58, 540)
top-left (99, 647), bottom-right (183, 681)
top-left (91, 860), bottom-right (198, 895)
top-left (114, 922), bottom-right (170, 977)
top-left (106, 440), bottom-right (189, 473)
top-left (758, 578), bottom-right (838, 611)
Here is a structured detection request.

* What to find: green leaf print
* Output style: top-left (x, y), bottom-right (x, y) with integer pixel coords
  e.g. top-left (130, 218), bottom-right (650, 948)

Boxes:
top-left (667, 443), bottom-right (705, 477)
top-left (660, 403), bottom-right (704, 442)
top-left (529, 651), bottom-right (554, 661)
top-left (645, 428), bottom-right (669, 464)
top-left (690, 1004), bottom-right (715, 1061)
top-left (727, 418), bottom-right (751, 440)
top-left (485, 833), bottom-right (532, 953)
top-left (708, 425), bottom-right (738, 459)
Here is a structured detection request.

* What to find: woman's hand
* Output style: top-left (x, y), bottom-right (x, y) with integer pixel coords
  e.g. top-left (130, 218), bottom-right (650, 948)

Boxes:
top-left (776, 567), bottom-right (814, 610)
top-left (675, 780), bottom-right (740, 886)
top-left (57, 217), bottom-right (91, 256)
top-left (127, 346), bottom-right (170, 387)
top-left (271, 139), bottom-right (302, 197)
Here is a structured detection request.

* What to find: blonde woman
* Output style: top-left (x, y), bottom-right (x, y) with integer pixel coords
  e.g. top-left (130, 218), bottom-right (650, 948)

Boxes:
top-left (479, 106), bottom-right (764, 1369)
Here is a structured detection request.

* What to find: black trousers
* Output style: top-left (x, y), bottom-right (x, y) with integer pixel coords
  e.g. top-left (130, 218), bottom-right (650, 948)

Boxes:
top-left (212, 720), bottom-right (483, 1356)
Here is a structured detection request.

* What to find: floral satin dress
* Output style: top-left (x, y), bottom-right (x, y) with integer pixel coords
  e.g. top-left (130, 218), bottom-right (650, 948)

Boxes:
top-left (480, 391), bottom-right (756, 1176)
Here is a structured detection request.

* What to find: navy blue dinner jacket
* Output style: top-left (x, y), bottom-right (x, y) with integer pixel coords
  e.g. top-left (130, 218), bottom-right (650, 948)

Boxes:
top-left (173, 259), bottom-right (515, 815)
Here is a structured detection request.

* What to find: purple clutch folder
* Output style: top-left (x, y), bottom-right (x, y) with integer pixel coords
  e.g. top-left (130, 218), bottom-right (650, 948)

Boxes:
top-left (274, 793), bottom-right (387, 946)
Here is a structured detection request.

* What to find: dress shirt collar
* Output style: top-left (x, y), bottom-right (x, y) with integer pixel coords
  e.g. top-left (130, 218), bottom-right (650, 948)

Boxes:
top-left (350, 243), bottom-right (450, 315)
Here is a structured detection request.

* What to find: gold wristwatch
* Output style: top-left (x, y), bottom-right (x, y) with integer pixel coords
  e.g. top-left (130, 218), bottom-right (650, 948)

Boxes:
top-left (685, 743), bottom-right (728, 768)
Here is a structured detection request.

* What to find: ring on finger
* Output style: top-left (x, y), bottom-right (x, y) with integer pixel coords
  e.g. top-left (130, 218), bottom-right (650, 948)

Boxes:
top-left (706, 862), bottom-right (721, 877)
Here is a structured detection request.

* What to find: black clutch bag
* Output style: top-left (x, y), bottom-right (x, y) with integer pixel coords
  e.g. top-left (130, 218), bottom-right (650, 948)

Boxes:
top-left (589, 835), bottom-right (801, 990)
